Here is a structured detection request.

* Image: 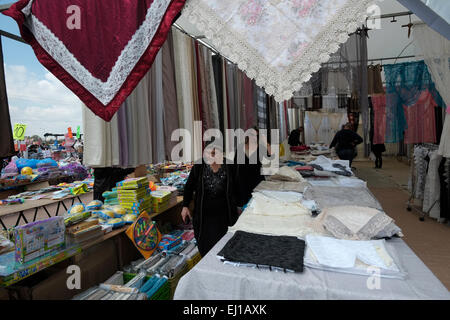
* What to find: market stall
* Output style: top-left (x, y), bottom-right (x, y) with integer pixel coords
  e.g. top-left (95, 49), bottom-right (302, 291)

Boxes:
top-left (0, 0), bottom-right (448, 302)
top-left (174, 154), bottom-right (450, 300)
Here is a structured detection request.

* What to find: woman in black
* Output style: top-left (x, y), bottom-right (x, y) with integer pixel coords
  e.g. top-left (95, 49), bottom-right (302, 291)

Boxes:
top-left (329, 123), bottom-right (363, 167)
top-left (181, 144), bottom-right (239, 257)
top-left (234, 128), bottom-right (271, 206)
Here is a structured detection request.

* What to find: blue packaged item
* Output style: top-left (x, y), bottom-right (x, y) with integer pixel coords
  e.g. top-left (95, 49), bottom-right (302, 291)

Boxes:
top-left (68, 203), bottom-right (86, 215)
top-left (86, 200), bottom-right (103, 211)
top-left (144, 276), bottom-right (168, 298)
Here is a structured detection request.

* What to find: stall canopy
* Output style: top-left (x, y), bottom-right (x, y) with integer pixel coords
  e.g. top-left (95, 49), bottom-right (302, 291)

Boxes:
top-left (2, 0), bottom-right (186, 121)
top-left (3, 0), bottom-right (377, 121)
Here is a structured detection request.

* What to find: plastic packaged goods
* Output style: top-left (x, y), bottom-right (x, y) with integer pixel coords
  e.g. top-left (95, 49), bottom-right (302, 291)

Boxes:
top-left (123, 214), bottom-right (137, 224)
top-left (105, 218), bottom-right (126, 229)
top-left (111, 206), bottom-right (127, 218)
top-left (14, 216), bottom-right (66, 264)
top-left (0, 233), bottom-right (14, 255)
top-left (116, 177), bottom-right (148, 190)
top-left (64, 210), bottom-right (91, 226)
top-left (68, 203), bottom-right (86, 215)
top-left (96, 209), bottom-right (115, 220)
top-left (86, 200), bottom-right (103, 211)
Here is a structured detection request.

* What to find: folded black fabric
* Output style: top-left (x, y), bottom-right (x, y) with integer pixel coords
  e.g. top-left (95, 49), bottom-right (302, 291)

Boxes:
top-left (218, 231), bottom-right (305, 272)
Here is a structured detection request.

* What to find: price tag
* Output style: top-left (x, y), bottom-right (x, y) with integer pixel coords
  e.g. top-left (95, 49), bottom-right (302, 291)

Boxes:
top-left (13, 124), bottom-right (27, 140)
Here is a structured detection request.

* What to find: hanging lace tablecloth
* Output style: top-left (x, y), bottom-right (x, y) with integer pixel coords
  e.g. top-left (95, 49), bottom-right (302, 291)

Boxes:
top-left (181, 0), bottom-right (376, 102)
top-left (3, 0), bottom-right (186, 121)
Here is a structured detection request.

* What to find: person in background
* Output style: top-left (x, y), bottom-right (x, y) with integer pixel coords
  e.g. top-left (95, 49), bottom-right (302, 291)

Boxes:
top-left (93, 167), bottom-right (135, 202)
top-left (181, 142), bottom-right (239, 257)
top-left (330, 122), bottom-right (363, 167)
top-left (372, 143), bottom-right (386, 169)
top-left (288, 126), bottom-right (304, 147)
top-left (235, 127), bottom-right (271, 207)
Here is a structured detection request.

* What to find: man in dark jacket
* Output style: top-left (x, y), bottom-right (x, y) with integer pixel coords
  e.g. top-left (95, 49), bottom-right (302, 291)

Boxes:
top-left (288, 126), bottom-right (304, 147)
top-left (330, 123), bottom-right (363, 167)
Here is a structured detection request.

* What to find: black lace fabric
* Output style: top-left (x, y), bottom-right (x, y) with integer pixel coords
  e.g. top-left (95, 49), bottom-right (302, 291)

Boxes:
top-left (203, 164), bottom-right (227, 199)
top-left (217, 231), bottom-right (306, 272)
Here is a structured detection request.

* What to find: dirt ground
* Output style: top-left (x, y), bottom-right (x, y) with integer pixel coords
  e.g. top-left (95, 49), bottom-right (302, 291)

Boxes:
top-left (353, 157), bottom-right (450, 290)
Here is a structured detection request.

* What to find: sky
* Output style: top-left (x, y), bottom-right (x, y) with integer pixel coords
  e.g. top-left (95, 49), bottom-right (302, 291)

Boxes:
top-left (0, 0), bottom-right (82, 138)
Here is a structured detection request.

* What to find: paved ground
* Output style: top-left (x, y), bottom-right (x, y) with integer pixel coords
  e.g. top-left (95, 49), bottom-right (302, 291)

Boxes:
top-left (353, 157), bottom-right (450, 290)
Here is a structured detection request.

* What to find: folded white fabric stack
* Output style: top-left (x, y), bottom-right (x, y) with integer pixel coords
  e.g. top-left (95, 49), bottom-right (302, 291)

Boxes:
top-left (317, 205), bottom-right (402, 240)
top-left (304, 235), bottom-right (406, 279)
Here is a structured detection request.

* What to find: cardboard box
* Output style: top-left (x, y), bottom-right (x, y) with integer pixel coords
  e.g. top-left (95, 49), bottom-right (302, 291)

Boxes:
top-left (14, 216), bottom-right (65, 264)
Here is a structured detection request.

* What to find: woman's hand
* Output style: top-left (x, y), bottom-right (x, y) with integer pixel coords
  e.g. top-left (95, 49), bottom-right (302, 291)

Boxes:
top-left (181, 207), bottom-right (192, 224)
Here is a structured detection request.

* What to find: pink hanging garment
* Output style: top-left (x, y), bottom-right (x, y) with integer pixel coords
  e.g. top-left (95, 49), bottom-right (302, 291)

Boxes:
top-left (403, 90), bottom-right (437, 144)
top-left (371, 95), bottom-right (387, 144)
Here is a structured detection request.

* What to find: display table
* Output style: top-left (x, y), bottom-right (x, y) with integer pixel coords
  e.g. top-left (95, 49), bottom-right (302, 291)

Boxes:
top-left (174, 177), bottom-right (449, 300)
top-left (0, 196), bottom-right (184, 289)
top-left (0, 246), bottom-right (82, 288)
top-left (0, 192), bottom-right (93, 230)
top-left (174, 233), bottom-right (450, 300)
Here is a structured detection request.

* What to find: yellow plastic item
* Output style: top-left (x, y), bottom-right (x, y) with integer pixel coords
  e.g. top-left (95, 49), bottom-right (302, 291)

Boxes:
top-left (123, 214), bottom-right (137, 223)
top-left (112, 206), bottom-right (127, 217)
top-left (102, 210), bottom-right (115, 219)
top-left (21, 167), bottom-right (33, 175)
top-left (279, 143), bottom-right (285, 157)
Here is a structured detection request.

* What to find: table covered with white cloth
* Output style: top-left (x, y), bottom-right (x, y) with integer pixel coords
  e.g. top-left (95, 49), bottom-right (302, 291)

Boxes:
top-left (174, 180), bottom-right (449, 300)
top-left (174, 233), bottom-right (449, 300)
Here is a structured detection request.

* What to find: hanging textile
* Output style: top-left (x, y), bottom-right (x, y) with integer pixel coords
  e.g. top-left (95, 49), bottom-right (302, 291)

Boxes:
top-left (304, 111), bottom-right (347, 146)
top-left (403, 90), bottom-right (437, 144)
top-left (367, 64), bottom-right (384, 95)
top-left (3, 0), bottom-right (186, 121)
top-left (383, 61), bottom-right (445, 143)
top-left (153, 51), bottom-right (166, 164)
top-left (371, 94), bottom-right (387, 145)
top-left (256, 87), bottom-right (267, 129)
top-left (423, 150), bottom-right (443, 220)
top-left (413, 24), bottom-right (450, 157)
top-left (212, 55), bottom-right (224, 133)
top-left (0, 38), bottom-right (15, 159)
top-left (397, 0), bottom-right (450, 40)
top-left (161, 30), bottom-right (180, 160)
top-left (82, 105), bottom-right (121, 168)
top-left (182, 0), bottom-right (374, 102)
top-left (173, 28), bottom-right (196, 159)
top-left (413, 25), bottom-right (450, 112)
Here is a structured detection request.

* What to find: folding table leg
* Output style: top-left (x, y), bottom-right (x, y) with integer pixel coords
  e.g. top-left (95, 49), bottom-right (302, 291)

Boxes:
top-left (15, 211), bottom-right (28, 227)
top-left (61, 200), bottom-right (68, 212)
top-left (43, 206), bottom-right (51, 218)
top-left (0, 218), bottom-right (7, 230)
top-left (55, 201), bottom-right (61, 216)
top-left (33, 207), bottom-right (39, 222)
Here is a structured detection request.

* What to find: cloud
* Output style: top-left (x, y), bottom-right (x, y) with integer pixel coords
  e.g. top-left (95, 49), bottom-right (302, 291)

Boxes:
top-left (5, 64), bottom-right (82, 137)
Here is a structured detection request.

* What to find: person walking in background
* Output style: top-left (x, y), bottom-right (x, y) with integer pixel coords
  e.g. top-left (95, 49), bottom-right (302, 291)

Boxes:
top-left (372, 143), bottom-right (386, 169)
top-left (181, 142), bottom-right (240, 257)
top-left (330, 123), bottom-right (363, 167)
